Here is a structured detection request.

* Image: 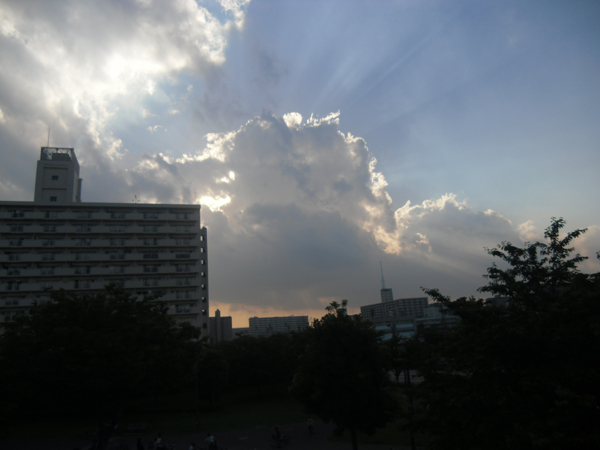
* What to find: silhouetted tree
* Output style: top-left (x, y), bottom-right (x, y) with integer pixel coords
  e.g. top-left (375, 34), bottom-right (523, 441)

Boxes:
top-left (415, 218), bottom-right (600, 450)
top-left (197, 346), bottom-right (228, 406)
top-left (0, 285), bottom-right (200, 449)
top-left (290, 300), bottom-right (397, 450)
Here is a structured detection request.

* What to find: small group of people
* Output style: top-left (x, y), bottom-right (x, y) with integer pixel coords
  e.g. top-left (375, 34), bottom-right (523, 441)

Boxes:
top-left (187, 432), bottom-right (217, 450)
top-left (137, 433), bottom-right (169, 450)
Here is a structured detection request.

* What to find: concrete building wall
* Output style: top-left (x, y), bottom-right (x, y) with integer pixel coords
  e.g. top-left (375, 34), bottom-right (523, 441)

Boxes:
top-left (380, 288), bottom-right (393, 303)
top-left (248, 315), bottom-right (309, 337)
top-left (361, 297), bottom-right (429, 320)
top-left (210, 309), bottom-right (233, 343)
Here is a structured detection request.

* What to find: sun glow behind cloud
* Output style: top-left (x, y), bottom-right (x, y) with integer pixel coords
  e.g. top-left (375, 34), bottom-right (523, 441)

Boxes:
top-left (0, 0), bottom-right (249, 161)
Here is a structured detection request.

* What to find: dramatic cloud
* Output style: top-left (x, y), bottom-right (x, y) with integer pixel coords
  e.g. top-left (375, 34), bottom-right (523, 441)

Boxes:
top-left (0, 0), bottom-right (248, 197)
top-left (110, 111), bottom-right (524, 318)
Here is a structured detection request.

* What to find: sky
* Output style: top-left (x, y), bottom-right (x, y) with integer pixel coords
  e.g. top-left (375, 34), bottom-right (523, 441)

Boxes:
top-left (1, 0), bottom-right (599, 327)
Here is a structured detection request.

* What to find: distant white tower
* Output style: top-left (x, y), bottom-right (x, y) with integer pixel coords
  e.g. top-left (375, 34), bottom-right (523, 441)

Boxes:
top-left (33, 147), bottom-right (82, 203)
top-left (380, 261), bottom-right (393, 303)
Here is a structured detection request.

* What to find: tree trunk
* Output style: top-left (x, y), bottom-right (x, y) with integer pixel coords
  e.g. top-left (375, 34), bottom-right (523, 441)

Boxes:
top-left (350, 427), bottom-right (358, 450)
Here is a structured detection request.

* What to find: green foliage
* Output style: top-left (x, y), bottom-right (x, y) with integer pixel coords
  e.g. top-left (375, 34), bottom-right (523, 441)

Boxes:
top-left (196, 346), bottom-right (229, 406)
top-left (0, 285), bottom-right (200, 425)
top-left (480, 217), bottom-right (589, 300)
top-left (416, 218), bottom-right (600, 450)
top-left (290, 300), bottom-right (397, 450)
top-left (219, 331), bottom-right (309, 395)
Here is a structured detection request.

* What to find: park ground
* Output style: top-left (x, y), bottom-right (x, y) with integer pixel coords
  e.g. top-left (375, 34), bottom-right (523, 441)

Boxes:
top-left (0, 386), bottom-right (423, 450)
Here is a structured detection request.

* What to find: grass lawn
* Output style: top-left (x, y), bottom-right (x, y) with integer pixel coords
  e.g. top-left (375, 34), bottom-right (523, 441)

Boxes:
top-left (0, 384), bottom-right (307, 439)
top-left (327, 417), bottom-right (431, 448)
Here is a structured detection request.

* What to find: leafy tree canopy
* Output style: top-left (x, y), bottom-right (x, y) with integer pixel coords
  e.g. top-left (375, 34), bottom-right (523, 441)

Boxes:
top-left (290, 300), bottom-right (397, 450)
top-left (0, 285), bottom-right (200, 426)
top-left (416, 218), bottom-right (600, 450)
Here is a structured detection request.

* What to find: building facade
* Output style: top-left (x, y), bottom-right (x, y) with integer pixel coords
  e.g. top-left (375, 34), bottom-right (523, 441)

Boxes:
top-left (210, 309), bottom-right (233, 343)
top-left (248, 315), bottom-right (309, 337)
top-left (415, 302), bottom-right (460, 330)
top-left (361, 297), bottom-right (429, 320)
top-left (0, 147), bottom-right (209, 334)
top-left (380, 288), bottom-right (393, 303)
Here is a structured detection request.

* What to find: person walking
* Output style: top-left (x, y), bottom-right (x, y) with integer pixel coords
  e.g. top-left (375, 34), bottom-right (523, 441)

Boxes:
top-left (205, 432), bottom-right (217, 450)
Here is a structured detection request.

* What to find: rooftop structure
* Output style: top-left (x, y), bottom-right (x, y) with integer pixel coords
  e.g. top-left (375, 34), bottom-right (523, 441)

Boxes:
top-left (379, 262), bottom-right (393, 303)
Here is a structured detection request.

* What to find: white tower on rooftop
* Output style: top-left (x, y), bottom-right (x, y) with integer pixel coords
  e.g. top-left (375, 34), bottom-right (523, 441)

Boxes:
top-left (34, 147), bottom-right (83, 204)
top-left (380, 261), bottom-right (393, 303)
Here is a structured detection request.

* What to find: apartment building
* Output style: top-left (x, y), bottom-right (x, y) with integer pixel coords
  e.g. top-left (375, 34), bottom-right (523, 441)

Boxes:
top-left (361, 297), bottom-right (429, 320)
top-left (0, 147), bottom-right (209, 334)
top-left (210, 309), bottom-right (233, 343)
top-left (248, 315), bottom-right (309, 337)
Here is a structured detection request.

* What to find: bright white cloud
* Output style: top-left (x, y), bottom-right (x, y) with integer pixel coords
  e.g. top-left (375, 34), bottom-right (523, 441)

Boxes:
top-left (518, 220), bottom-right (538, 241)
top-left (156, 113), bottom-right (521, 292)
top-left (0, 0), bottom-right (249, 169)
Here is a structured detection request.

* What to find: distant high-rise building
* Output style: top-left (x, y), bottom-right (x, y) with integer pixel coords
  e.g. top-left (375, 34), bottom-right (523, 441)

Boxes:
top-left (361, 297), bottom-right (429, 320)
top-left (210, 309), bottom-right (233, 343)
top-left (380, 261), bottom-right (393, 303)
top-left (0, 147), bottom-right (209, 333)
top-left (248, 315), bottom-right (309, 337)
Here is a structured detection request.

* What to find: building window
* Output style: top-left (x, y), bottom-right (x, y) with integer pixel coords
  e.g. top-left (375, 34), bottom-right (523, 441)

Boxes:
top-left (75, 266), bottom-right (91, 275)
top-left (52, 175), bottom-right (59, 180)
top-left (50, 196), bottom-right (57, 202)
top-left (76, 225), bottom-right (92, 232)
top-left (176, 305), bottom-right (191, 314)
top-left (45, 211), bottom-right (59, 218)
top-left (10, 225), bottom-right (24, 232)
top-left (74, 280), bottom-right (90, 289)
top-left (143, 212), bottom-right (159, 219)
top-left (109, 251), bottom-right (126, 260)
top-left (11, 210), bottom-right (25, 218)
top-left (9, 239), bottom-right (23, 246)
top-left (110, 239), bottom-right (125, 246)
top-left (8, 253), bottom-right (21, 261)
top-left (143, 252), bottom-right (159, 260)
top-left (144, 278), bottom-right (159, 287)
top-left (44, 225), bottom-right (57, 232)
top-left (143, 226), bottom-right (158, 232)
top-left (76, 238), bottom-right (92, 247)
top-left (76, 211), bottom-right (92, 219)
top-left (144, 265), bottom-right (158, 273)
top-left (143, 238), bottom-right (158, 246)
top-left (110, 212), bottom-right (127, 219)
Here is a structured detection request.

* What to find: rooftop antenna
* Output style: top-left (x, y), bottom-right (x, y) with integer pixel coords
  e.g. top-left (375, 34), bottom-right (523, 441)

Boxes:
top-left (47, 126), bottom-right (50, 147)
top-left (380, 261), bottom-right (386, 290)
